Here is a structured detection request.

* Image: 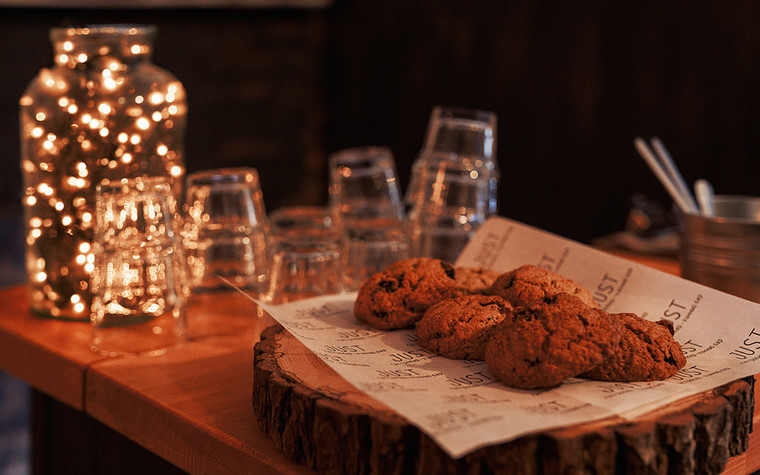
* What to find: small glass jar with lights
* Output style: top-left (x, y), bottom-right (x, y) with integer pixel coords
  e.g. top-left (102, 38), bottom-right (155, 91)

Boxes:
top-left (19, 25), bottom-right (187, 320)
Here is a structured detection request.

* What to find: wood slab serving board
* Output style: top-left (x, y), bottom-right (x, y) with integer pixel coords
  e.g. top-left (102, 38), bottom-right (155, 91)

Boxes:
top-left (253, 324), bottom-right (754, 474)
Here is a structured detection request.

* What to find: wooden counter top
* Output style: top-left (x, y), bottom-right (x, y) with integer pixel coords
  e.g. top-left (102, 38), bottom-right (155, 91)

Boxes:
top-left (0, 285), bottom-right (102, 410)
top-left (87, 331), bottom-right (309, 474)
top-left (0, 285), bottom-right (310, 474)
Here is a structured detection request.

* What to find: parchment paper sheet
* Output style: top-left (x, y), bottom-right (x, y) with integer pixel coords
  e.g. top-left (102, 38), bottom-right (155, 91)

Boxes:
top-left (256, 217), bottom-right (760, 459)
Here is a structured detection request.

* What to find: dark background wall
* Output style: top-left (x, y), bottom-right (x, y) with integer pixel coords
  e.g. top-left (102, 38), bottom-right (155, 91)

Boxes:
top-left (1, 0), bottom-right (759, 266)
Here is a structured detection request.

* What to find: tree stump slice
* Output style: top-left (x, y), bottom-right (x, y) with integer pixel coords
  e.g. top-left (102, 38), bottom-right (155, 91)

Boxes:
top-left (252, 325), bottom-right (755, 474)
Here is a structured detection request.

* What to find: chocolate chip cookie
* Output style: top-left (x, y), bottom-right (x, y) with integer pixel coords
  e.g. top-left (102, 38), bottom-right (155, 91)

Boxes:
top-left (488, 264), bottom-right (599, 308)
top-left (582, 313), bottom-right (686, 382)
top-left (354, 257), bottom-right (458, 330)
top-left (485, 292), bottom-right (623, 389)
top-left (452, 267), bottom-right (502, 296)
top-left (415, 294), bottom-right (513, 360)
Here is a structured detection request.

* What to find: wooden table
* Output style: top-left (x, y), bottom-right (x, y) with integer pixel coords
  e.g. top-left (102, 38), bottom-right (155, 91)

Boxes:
top-left (0, 285), bottom-right (311, 474)
top-left (0, 251), bottom-right (759, 474)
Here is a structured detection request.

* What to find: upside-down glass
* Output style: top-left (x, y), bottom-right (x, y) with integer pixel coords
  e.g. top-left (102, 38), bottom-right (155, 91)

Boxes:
top-left (407, 159), bottom-right (491, 263)
top-left (405, 106), bottom-right (498, 216)
top-left (328, 146), bottom-right (405, 225)
top-left (183, 168), bottom-right (269, 292)
top-left (328, 146), bottom-right (408, 288)
top-left (340, 217), bottom-right (410, 290)
top-left (90, 177), bottom-right (188, 357)
top-left (261, 207), bottom-right (344, 304)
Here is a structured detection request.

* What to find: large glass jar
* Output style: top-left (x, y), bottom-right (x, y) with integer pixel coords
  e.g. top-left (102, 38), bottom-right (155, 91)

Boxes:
top-left (20, 25), bottom-right (187, 320)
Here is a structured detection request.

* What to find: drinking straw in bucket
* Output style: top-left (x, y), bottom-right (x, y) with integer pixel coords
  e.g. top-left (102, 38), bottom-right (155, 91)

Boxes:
top-left (694, 178), bottom-right (715, 217)
top-left (634, 137), bottom-right (699, 215)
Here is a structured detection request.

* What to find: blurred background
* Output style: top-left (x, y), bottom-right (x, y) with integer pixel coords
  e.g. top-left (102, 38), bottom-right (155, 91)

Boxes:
top-left (1, 1), bottom-right (760, 472)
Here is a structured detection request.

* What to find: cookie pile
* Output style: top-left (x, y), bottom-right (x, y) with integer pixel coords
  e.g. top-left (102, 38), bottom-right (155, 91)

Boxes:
top-left (353, 258), bottom-right (687, 389)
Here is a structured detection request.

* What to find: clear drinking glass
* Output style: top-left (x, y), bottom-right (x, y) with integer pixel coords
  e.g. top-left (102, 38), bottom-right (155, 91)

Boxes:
top-left (407, 159), bottom-right (491, 263)
top-left (405, 106), bottom-right (498, 216)
top-left (261, 207), bottom-right (344, 304)
top-left (328, 146), bottom-right (408, 288)
top-left (183, 168), bottom-right (269, 292)
top-left (90, 177), bottom-right (188, 357)
top-left (328, 146), bottom-right (405, 226)
top-left (340, 217), bottom-right (410, 290)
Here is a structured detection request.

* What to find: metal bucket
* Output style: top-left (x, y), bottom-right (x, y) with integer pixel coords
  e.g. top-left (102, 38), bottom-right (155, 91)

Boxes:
top-left (680, 195), bottom-right (760, 303)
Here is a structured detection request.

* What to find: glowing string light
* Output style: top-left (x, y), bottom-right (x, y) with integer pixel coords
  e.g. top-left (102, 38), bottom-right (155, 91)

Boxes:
top-left (20, 25), bottom-right (186, 320)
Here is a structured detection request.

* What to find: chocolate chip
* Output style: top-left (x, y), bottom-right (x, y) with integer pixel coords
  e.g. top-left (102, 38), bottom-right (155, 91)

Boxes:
top-left (372, 309), bottom-right (388, 319)
top-left (379, 279), bottom-right (399, 292)
top-left (441, 261), bottom-right (455, 279)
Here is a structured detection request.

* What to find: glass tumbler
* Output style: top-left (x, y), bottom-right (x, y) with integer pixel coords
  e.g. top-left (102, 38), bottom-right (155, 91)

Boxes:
top-left (183, 168), bottom-right (269, 292)
top-left (405, 106), bottom-right (498, 216)
top-left (262, 207), bottom-right (344, 304)
top-left (90, 177), bottom-right (188, 357)
top-left (407, 159), bottom-right (491, 263)
top-left (340, 217), bottom-right (410, 291)
top-left (328, 146), bottom-right (405, 226)
top-left (328, 146), bottom-right (408, 288)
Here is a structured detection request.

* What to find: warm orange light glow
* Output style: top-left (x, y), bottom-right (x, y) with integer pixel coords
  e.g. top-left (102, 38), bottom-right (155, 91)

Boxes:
top-left (21, 25), bottom-right (186, 320)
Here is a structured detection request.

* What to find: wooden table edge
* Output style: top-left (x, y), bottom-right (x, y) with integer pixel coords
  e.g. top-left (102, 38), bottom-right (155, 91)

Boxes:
top-left (83, 328), bottom-right (313, 474)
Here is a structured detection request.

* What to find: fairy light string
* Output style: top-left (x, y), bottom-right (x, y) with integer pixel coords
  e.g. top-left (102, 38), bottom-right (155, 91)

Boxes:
top-left (20, 25), bottom-right (186, 319)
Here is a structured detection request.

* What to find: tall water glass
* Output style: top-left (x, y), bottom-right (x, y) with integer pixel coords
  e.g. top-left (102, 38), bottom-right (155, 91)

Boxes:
top-left (407, 159), bottom-right (490, 263)
top-left (262, 207), bottom-right (344, 304)
top-left (90, 177), bottom-right (188, 357)
top-left (183, 168), bottom-right (269, 292)
top-left (405, 106), bottom-right (498, 215)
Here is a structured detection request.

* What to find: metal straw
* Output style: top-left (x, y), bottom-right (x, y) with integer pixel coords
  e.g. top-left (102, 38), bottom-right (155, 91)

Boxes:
top-left (695, 178), bottom-right (715, 217)
top-left (634, 137), bottom-right (700, 215)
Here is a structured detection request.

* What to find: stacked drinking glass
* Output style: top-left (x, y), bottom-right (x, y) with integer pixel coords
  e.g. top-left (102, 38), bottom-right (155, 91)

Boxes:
top-left (405, 106), bottom-right (499, 262)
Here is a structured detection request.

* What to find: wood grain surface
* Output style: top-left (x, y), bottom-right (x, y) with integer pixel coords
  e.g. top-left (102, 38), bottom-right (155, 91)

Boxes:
top-left (84, 295), bottom-right (313, 475)
top-left (254, 324), bottom-right (755, 475)
top-left (0, 285), bottom-right (103, 410)
top-left (0, 285), bottom-right (314, 474)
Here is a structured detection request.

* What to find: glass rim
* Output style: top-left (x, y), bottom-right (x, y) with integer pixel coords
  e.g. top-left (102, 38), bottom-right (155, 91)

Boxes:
top-left (96, 176), bottom-right (172, 195)
top-left (679, 195), bottom-right (760, 225)
top-left (329, 146), bottom-right (394, 166)
top-left (187, 167), bottom-right (260, 187)
top-left (431, 105), bottom-right (497, 126)
top-left (415, 157), bottom-right (495, 175)
top-left (269, 206), bottom-right (339, 241)
top-left (270, 205), bottom-right (331, 219)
